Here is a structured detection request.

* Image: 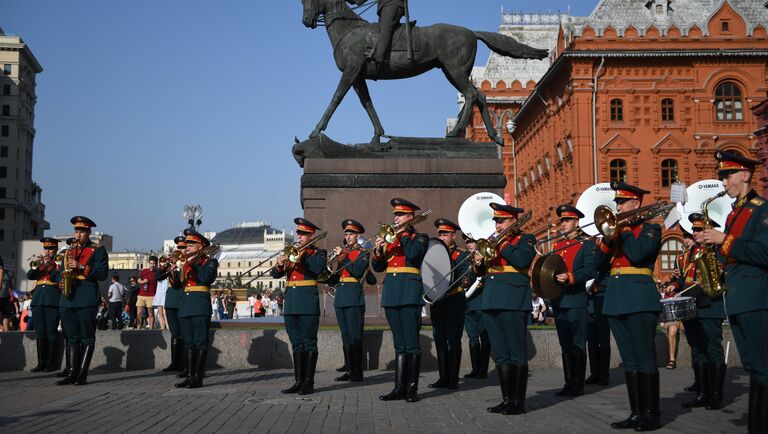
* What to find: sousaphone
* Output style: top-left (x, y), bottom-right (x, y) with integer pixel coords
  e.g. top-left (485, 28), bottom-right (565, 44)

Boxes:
top-left (675, 180), bottom-right (734, 233)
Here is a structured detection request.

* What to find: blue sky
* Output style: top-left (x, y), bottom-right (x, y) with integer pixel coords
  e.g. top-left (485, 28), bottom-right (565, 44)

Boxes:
top-left (4, 0), bottom-right (590, 251)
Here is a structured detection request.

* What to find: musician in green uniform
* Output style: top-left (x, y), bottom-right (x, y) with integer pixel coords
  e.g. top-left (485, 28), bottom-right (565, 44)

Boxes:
top-left (56, 216), bottom-right (109, 386)
top-left (331, 219), bottom-right (370, 382)
top-left (701, 150), bottom-right (768, 432)
top-left (474, 203), bottom-right (536, 415)
top-left (54, 237), bottom-right (76, 379)
top-left (551, 205), bottom-right (597, 397)
top-left (171, 229), bottom-right (218, 389)
top-left (586, 270), bottom-right (611, 386)
top-left (272, 218), bottom-right (327, 395)
top-left (665, 214), bottom-right (726, 410)
top-left (28, 237), bottom-right (62, 372)
top-left (373, 198), bottom-right (428, 403)
top-left (159, 235), bottom-right (187, 375)
top-left (593, 182), bottom-right (662, 431)
top-left (428, 218), bottom-right (467, 390)
top-left (462, 235), bottom-right (491, 379)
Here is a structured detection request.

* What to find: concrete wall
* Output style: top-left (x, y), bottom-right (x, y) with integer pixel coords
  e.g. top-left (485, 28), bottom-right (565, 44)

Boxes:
top-left (0, 328), bottom-right (741, 372)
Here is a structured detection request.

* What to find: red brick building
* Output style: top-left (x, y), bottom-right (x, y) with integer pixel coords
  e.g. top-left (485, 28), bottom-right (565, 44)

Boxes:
top-left (468, 0), bottom-right (768, 275)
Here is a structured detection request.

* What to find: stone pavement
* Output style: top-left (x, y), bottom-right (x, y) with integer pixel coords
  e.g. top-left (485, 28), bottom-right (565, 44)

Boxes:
top-left (0, 366), bottom-right (749, 433)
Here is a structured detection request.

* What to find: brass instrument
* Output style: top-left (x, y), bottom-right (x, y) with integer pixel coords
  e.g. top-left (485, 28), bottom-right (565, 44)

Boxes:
top-left (61, 246), bottom-right (73, 298)
top-left (318, 241), bottom-right (350, 284)
top-left (474, 210), bottom-right (533, 260)
top-left (594, 200), bottom-right (675, 239)
top-left (378, 209), bottom-right (433, 244)
top-left (691, 191), bottom-right (728, 298)
top-left (29, 254), bottom-right (44, 270)
top-left (283, 231), bottom-right (328, 263)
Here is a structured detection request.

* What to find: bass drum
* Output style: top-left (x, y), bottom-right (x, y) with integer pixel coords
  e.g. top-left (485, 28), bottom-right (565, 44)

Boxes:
top-left (675, 180), bottom-right (734, 233)
top-left (421, 238), bottom-right (454, 304)
top-left (576, 183), bottom-right (617, 236)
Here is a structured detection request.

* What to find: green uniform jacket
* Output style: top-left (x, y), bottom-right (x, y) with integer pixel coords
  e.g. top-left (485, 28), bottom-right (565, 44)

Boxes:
top-left (718, 190), bottom-right (768, 315)
top-left (333, 248), bottom-right (369, 308)
top-left (59, 243), bottom-right (109, 309)
top-left (594, 222), bottom-right (662, 316)
top-left (28, 266), bottom-right (62, 307)
top-left (271, 248), bottom-right (327, 315)
top-left (157, 268), bottom-right (183, 310)
top-left (372, 231), bottom-right (428, 307)
top-left (478, 233), bottom-right (537, 311)
top-left (174, 258), bottom-right (219, 318)
top-left (551, 238), bottom-right (597, 310)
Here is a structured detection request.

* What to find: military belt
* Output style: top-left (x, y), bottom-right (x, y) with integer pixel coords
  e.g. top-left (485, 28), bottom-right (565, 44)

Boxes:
top-left (184, 286), bottom-right (210, 293)
top-left (36, 280), bottom-right (58, 286)
top-left (386, 267), bottom-right (420, 274)
top-left (487, 265), bottom-right (528, 274)
top-left (74, 275), bottom-right (86, 280)
top-left (340, 277), bottom-right (360, 283)
top-left (610, 267), bottom-right (654, 277)
top-left (287, 280), bottom-right (318, 287)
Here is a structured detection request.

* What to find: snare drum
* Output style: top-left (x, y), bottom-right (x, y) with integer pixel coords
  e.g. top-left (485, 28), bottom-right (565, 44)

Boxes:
top-left (660, 296), bottom-right (697, 322)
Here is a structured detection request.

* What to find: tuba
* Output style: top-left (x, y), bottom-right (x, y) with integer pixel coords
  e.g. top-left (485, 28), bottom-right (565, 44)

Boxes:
top-left (691, 191), bottom-right (728, 298)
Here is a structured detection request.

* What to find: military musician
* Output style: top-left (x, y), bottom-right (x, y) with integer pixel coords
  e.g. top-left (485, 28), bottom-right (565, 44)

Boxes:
top-left (593, 182), bottom-right (662, 431)
top-left (373, 198), bottom-right (428, 403)
top-left (428, 218), bottom-right (467, 390)
top-left (170, 229), bottom-right (218, 389)
top-left (160, 235), bottom-right (187, 375)
top-left (331, 219), bottom-right (369, 383)
top-left (701, 150), bottom-right (768, 432)
top-left (56, 216), bottom-right (109, 386)
top-left (551, 205), bottom-right (596, 397)
top-left (272, 218), bottom-right (327, 395)
top-left (28, 237), bottom-right (62, 373)
top-left (473, 203), bottom-right (536, 415)
top-left (462, 235), bottom-right (491, 380)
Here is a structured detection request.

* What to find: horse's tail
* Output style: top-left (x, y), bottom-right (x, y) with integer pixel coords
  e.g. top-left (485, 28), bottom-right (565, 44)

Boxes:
top-left (475, 31), bottom-right (549, 60)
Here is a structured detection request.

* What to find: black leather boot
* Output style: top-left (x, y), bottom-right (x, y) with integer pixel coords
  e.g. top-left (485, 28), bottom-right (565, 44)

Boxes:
top-left (478, 340), bottom-right (491, 379)
top-left (335, 346), bottom-right (351, 381)
top-left (44, 338), bottom-right (58, 372)
top-left (598, 346), bottom-right (611, 385)
top-left (555, 352), bottom-right (573, 396)
top-left (73, 344), bottom-right (95, 386)
top-left (447, 348), bottom-right (461, 389)
top-left (684, 362), bottom-right (699, 392)
top-left (56, 343), bottom-right (80, 385)
top-left (503, 364), bottom-right (528, 415)
top-left (405, 353), bottom-right (421, 403)
top-left (428, 348), bottom-right (448, 388)
top-left (56, 341), bottom-right (72, 378)
top-left (31, 338), bottom-right (49, 372)
top-left (568, 350), bottom-right (586, 397)
top-left (187, 349), bottom-right (206, 389)
top-left (175, 349), bottom-right (195, 388)
top-left (298, 351), bottom-right (318, 395)
top-left (753, 382), bottom-right (768, 434)
top-left (464, 343), bottom-right (481, 378)
top-left (379, 353), bottom-right (407, 401)
top-left (611, 371), bottom-right (641, 429)
top-left (747, 379), bottom-right (756, 433)
top-left (349, 343), bottom-right (364, 382)
top-left (487, 364), bottom-right (512, 413)
top-left (705, 363), bottom-right (726, 410)
top-left (682, 363), bottom-right (710, 408)
top-left (585, 340), bottom-right (599, 385)
top-left (634, 372), bottom-right (661, 432)
top-left (176, 341), bottom-right (190, 378)
top-left (336, 348), bottom-right (348, 373)
top-left (176, 339), bottom-right (186, 372)
top-left (163, 338), bottom-right (179, 372)
top-left (282, 351), bottom-right (305, 394)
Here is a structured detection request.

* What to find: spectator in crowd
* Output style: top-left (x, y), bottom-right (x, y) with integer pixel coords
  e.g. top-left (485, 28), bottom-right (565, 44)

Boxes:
top-left (211, 292), bottom-right (221, 320)
top-left (531, 294), bottom-right (547, 325)
top-left (21, 293), bottom-right (32, 331)
top-left (262, 291), bottom-right (272, 316)
top-left (224, 290), bottom-right (236, 320)
top-left (137, 256), bottom-right (159, 329)
top-left (127, 276), bottom-right (139, 329)
top-left (0, 261), bottom-right (13, 331)
top-left (107, 274), bottom-right (126, 330)
top-left (247, 293), bottom-right (256, 318)
top-left (154, 273), bottom-right (168, 330)
top-left (276, 294), bottom-right (284, 317)
top-left (253, 295), bottom-right (265, 318)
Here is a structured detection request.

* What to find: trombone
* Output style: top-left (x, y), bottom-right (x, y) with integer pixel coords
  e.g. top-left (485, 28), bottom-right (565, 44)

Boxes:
top-left (594, 200), bottom-right (675, 239)
top-left (241, 231), bottom-right (328, 287)
top-left (377, 209), bottom-right (433, 244)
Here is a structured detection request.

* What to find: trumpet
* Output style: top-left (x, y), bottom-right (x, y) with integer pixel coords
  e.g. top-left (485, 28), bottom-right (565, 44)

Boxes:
top-left (594, 200), bottom-right (675, 239)
top-left (474, 210), bottom-right (533, 260)
top-left (28, 254), bottom-right (45, 270)
top-left (162, 244), bottom-right (220, 281)
top-left (241, 233), bottom-right (328, 287)
top-left (377, 209), bottom-right (433, 244)
top-left (318, 237), bottom-right (372, 283)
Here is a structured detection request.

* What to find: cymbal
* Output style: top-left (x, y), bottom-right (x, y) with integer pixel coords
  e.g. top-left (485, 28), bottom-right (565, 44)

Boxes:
top-left (531, 253), bottom-right (567, 300)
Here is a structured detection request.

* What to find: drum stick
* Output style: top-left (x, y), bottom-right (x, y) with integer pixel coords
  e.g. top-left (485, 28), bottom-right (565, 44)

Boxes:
top-left (676, 283), bottom-right (698, 296)
top-left (725, 341), bottom-right (730, 364)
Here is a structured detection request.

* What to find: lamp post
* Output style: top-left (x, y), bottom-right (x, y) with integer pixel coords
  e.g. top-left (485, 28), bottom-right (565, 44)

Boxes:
top-left (183, 205), bottom-right (203, 229)
top-left (505, 119), bottom-right (518, 206)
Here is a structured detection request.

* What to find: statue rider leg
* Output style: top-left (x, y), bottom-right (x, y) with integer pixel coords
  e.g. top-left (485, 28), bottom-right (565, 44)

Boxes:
top-left (367, 5), bottom-right (404, 68)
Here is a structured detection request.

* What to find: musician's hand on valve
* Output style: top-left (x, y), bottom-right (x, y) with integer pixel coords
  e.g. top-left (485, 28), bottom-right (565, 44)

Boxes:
top-left (555, 273), bottom-right (569, 283)
top-left (374, 236), bottom-right (386, 251)
top-left (701, 229), bottom-right (726, 245)
top-left (277, 254), bottom-right (286, 267)
top-left (67, 258), bottom-right (79, 270)
top-left (332, 246), bottom-right (343, 257)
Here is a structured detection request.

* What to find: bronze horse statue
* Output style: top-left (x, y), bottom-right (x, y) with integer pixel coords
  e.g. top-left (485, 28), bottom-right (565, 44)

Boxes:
top-left (301, 0), bottom-right (549, 145)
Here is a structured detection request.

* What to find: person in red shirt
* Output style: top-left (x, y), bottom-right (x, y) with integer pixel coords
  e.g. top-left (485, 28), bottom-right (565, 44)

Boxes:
top-left (137, 256), bottom-right (158, 329)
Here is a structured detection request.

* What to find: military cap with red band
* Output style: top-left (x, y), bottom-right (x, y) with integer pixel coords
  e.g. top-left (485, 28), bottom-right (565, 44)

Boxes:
top-left (688, 212), bottom-right (720, 230)
top-left (715, 150), bottom-right (759, 176)
top-left (434, 218), bottom-right (460, 233)
top-left (40, 237), bottom-right (60, 249)
top-left (341, 219), bottom-right (365, 234)
top-left (294, 217), bottom-right (320, 235)
top-left (556, 204), bottom-right (585, 221)
top-left (391, 197), bottom-right (420, 214)
top-left (70, 216), bottom-right (97, 230)
top-left (183, 228), bottom-right (211, 247)
top-left (173, 235), bottom-right (187, 248)
top-left (611, 181), bottom-right (650, 202)
top-left (489, 202), bottom-right (524, 219)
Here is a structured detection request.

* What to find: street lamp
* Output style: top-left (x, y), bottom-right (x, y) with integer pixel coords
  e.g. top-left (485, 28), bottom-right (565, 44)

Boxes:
top-left (504, 119), bottom-right (518, 206)
top-left (183, 205), bottom-right (203, 229)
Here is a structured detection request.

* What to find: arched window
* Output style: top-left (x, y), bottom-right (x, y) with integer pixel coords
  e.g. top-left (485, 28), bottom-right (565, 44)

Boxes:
top-left (659, 238), bottom-right (683, 271)
top-left (661, 159), bottom-right (679, 187)
top-left (715, 81), bottom-right (744, 121)
top-left (610, 99), bottom-right (623, 122)
top-left (610, 159), bottom-right (627, 182)
top-left (661, 98), bottom-right (674, 122)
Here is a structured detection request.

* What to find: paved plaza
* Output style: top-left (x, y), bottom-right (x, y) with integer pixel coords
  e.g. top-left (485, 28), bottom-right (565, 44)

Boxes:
top-left (0, 366), bottom-right (748, 433)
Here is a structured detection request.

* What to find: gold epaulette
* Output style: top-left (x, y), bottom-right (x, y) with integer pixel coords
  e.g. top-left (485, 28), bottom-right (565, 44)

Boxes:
top-left (750, 197), bottom-right (765, 206)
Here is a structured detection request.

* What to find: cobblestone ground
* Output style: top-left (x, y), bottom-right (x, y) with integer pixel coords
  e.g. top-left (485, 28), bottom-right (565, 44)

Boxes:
top-left (0, 366), bottom-right (749, 433)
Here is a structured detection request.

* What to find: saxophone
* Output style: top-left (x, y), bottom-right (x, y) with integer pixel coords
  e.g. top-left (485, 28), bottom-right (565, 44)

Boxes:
top-left (691, 191), bottom-right (727, 298)
top-left (60, 246), bottom-right (73, 298)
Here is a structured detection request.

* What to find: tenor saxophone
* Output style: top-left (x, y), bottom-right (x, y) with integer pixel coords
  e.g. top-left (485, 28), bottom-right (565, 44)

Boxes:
top-left (691, 191), bottom-right (727, 298)
top-left (61, 247), bottom-right (73, 298)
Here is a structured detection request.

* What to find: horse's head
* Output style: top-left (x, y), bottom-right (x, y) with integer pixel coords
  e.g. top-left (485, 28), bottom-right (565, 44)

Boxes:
top-left (301, 0), bottom-right (322, 29)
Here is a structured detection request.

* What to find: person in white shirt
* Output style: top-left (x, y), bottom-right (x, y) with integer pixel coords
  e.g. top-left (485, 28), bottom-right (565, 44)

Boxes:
top-left (153, 277), bottom-right (168, 330)
top-left (107, 275), bottom-right (127, 330)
